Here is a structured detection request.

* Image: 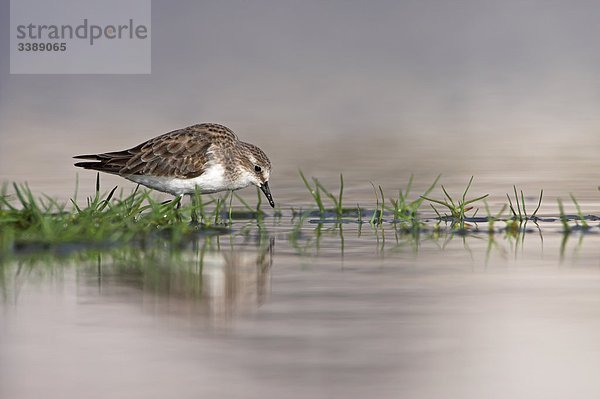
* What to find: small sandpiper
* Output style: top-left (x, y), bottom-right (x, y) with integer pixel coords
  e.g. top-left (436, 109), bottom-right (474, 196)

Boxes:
top-left (74, 123), bottom-right (274, 207)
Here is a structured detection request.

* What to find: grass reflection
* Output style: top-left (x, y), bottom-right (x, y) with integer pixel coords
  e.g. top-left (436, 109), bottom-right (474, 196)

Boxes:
top-left (0, 236), bottom-right (274, 324)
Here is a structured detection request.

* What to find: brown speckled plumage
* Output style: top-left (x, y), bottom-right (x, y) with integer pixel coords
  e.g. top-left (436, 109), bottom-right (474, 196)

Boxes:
top-left (74, 124), bottom-right (239, 178)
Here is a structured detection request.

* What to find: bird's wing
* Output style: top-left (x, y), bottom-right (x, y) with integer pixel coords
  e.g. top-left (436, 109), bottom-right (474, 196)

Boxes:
top-left (74, 124), bottom-right (237, 178)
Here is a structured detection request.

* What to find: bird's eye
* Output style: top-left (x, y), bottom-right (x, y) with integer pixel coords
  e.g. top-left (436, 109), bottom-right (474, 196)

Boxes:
top-left (254, 165), bottom-right (262, 172)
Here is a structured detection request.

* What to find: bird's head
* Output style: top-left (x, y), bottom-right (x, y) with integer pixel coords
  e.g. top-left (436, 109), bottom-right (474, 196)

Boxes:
top-left (239, 142), bottom-right (274, 208)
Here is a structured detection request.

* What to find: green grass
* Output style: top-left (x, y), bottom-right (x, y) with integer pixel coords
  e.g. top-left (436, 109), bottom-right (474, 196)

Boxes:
top-left (388, 174), bottom-right (440, 221)
top-left (230, 188), bottom-right (266, 220)
top-left (369, 183), bottom-right (385, 227)
top-left (557, 198), bottom-right (570, 233)
top-left (299, 171), bottom-right (347, 217)
top-left (569, 193), bottom-right (590, 229)
top-left (483, 199), bottom-right (507, 232)
top-left (421, 176), bottom-right (489, 230)
top-left (556, 194), bottom-right (592, 232)
top-left (506, 186), bottom-right (543, 222)
top-left (299, 170), bottom-right (326, 215)
top-left (0, 175), bottom-right (230, 251)
top-left (299, 172), bottom-right (440, 225)
top-left (2, 172), bottom-right (600, 255)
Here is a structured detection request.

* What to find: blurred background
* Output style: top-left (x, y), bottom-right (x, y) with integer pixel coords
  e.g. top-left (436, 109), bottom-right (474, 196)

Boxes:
top-left (1, 0), bottom-right (600, 204)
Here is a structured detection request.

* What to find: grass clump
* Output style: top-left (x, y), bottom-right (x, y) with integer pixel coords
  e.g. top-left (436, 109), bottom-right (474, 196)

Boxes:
top-left (299, 170), bottom-right (326, 215)
top-left (0, 175), bottom-right (228, 252)
top-left (299, 171), bottom-right (349, 218)
top-left (388, 174), bottom-right (440, 221)
top-left (369, 183), bottom-right (385, 227)
top-left (421, 176), bottom-right (488, 230)
top-left (556, 194), bottom-right (590, 232)
top-left (506, 186), bottom-right (543, 222)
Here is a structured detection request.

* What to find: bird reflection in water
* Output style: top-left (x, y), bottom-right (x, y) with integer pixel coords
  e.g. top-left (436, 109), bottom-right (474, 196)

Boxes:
top-left (81, 236), bottom-right (275, 325)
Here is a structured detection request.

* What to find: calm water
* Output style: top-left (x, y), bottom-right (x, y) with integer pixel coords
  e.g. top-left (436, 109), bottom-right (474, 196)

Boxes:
top-left (2, 128), bottom-right (600, 398)
top-left (2, 219), bottom-right (600, 399)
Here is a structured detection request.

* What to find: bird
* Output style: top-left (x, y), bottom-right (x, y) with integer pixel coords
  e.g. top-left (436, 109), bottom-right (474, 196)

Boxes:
top-left (73, 123), bottom-right (274, 207)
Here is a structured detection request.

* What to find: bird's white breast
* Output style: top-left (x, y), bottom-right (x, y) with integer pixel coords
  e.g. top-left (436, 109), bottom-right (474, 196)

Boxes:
top-left (126, 163), bottom-right (250, 196)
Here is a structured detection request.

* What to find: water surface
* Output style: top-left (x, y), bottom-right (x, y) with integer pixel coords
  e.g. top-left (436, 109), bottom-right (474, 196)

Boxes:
top-left (2, 221), bottom-right (600, 399)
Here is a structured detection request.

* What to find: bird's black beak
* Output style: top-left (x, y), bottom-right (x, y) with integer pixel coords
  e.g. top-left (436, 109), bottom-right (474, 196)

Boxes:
top-left (260, 181), bottom-right (275, 208)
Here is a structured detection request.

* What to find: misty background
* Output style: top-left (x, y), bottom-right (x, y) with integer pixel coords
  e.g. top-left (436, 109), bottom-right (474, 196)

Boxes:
top-left (1, 0), bottom-right (600, 201)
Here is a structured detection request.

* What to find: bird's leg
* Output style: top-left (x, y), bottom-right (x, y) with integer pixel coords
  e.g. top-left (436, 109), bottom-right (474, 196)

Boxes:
top-left (228, 190), bottom-right (234, 224)
top-left (174, 194), bottom-right (183, 223)
top-left (190, 193), bottom-right (199, 225)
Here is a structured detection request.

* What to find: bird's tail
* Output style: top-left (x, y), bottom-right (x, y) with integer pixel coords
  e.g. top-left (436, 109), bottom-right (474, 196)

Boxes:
top-left (73, 154), bottom-right (121, 174)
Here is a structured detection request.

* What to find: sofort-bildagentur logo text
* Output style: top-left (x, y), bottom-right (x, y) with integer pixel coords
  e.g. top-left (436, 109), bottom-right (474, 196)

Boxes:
top-left (16, 19), bottom-right (148, 47)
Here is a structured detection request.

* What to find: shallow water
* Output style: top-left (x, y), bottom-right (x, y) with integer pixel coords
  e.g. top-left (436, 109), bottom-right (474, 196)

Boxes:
top-left (3, 125), bottom-right (600, 398)
top-left (2, 219), bottom-right (600, 399)
top-left (3, 118), bottom-right (600, 399)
